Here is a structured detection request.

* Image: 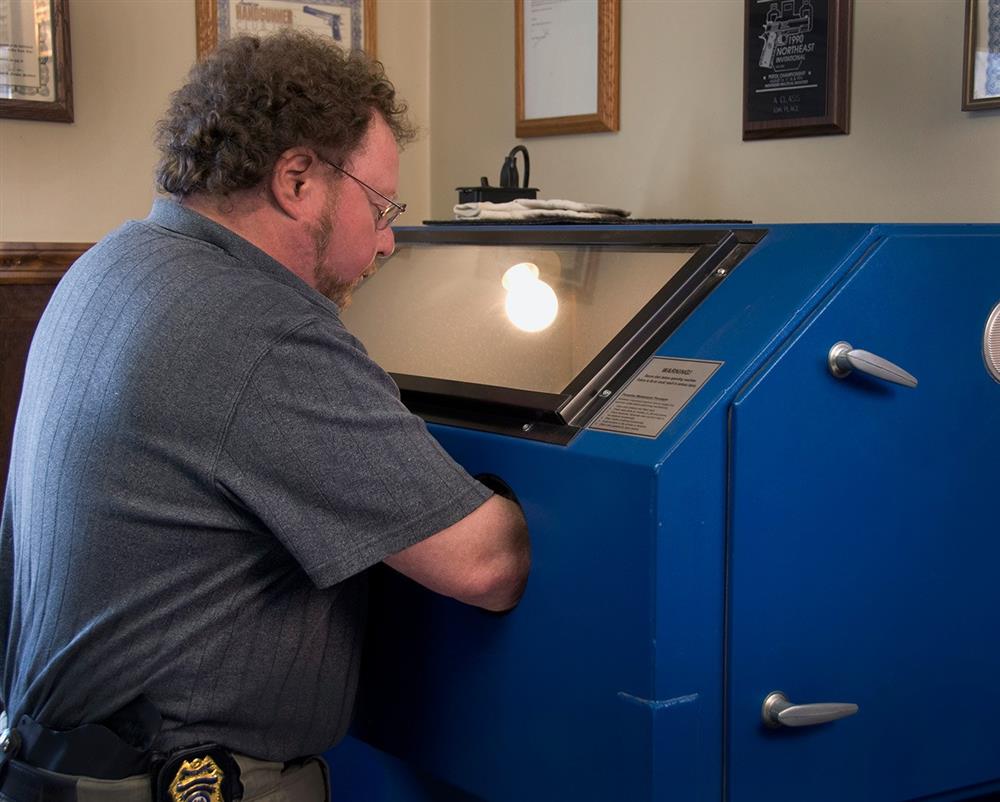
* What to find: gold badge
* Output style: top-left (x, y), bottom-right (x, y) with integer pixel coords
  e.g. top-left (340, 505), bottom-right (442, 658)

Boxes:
top-left (169, 755), bottom-right (226, 802)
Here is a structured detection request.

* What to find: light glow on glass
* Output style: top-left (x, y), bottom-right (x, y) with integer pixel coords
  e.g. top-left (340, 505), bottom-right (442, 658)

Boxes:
top-left (502, 262), bottom-right (559, 332)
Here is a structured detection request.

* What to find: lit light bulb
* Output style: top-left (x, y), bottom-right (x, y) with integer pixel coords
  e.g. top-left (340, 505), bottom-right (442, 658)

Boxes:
top-left (502, 262), bottom-right (558, 332)
top-left (502, 262), bottom-right (540, 290)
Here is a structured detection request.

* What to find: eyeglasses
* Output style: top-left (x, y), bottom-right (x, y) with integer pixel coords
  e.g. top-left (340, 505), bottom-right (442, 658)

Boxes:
top-left (318, 156), bottom-right (406, 230)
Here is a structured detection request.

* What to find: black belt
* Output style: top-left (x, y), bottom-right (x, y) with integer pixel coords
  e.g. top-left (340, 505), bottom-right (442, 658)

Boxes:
top-left (7, 710), bottom-right (154, 779)
top-left (0, 747), bottom-right (244, 802)
top-left (0, 709), bottom-right (243, 802)
top-left (0, 757), bottom-right (79, 802)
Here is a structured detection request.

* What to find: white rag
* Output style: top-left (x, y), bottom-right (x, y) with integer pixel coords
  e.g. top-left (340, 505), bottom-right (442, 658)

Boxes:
top-left (453, 198), bottom-right (630, 221)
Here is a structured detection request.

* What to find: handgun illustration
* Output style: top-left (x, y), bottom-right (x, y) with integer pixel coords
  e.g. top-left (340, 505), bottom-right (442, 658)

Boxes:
top-left (758, 0), bottom-right (813, 70)
top-left (303, 5), bottom-right (343, 41)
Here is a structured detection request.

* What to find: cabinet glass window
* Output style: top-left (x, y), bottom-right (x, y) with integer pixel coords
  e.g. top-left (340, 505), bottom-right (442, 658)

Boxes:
top-left (342, 244), bottom-right (697, 394)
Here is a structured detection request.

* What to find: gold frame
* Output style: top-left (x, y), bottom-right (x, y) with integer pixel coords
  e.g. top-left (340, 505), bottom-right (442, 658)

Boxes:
top-left (0, 0), bottom-right (73, 123)
top-left (962, 0), bottom-right (1000, 111)
top-left (515, 0), bottom-right (620, 138)
top-left (195, 0), bottom-right (376, 60)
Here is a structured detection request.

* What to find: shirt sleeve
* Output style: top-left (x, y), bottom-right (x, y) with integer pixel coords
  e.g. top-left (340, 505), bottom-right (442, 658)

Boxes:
top-left (213, 318), bottom-right (492, 588)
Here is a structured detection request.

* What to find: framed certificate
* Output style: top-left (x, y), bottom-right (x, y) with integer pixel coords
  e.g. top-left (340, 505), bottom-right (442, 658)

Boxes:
top-left (0, 0), bottom-right (73, 123)
top-left (743, 0), bottom-right (853, 140)
top-left (962, 0), bottom-right (1000, 110)
top-left (196, 0), bottom-right (376, 60)
top-left (515, 0), bottom-right (620, 138)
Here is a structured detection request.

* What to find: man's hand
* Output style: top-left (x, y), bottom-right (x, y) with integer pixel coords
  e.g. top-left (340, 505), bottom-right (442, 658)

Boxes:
top-left (383, 494), bottom-right (530, 612)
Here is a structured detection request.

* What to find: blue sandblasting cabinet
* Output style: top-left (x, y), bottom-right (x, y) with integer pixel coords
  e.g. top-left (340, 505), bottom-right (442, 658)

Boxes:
top-left (325, 222), bottom-right (1000, 802)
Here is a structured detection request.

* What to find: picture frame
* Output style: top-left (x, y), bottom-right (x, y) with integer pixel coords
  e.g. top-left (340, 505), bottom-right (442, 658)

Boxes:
top-left (962, 0), bottom-right (1000, 111)
top-left (743, 0), bottom-right (853, 140)
top-left (195, 0), bottom-right (376, 60)
top-left (515, 0), bottom-right (620, 138)
top-left (0, 0), bottom-right (73, 123)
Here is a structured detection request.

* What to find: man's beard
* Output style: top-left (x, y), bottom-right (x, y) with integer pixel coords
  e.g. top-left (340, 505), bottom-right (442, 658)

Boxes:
top-left (309, 200), bottom-right (371, 309)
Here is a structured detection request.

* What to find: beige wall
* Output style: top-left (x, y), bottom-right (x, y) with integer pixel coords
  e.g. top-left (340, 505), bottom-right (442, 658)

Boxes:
top-left (430, 0), bottom-right (1000, 223)
top-left (0, 0), bottom-right (195, 242)
top-left (0, 0), bottom-right (432, 243)
top-left (1, 0), bottom-right (998, 243)
top-left (379, 0), bottom-right (431, 224)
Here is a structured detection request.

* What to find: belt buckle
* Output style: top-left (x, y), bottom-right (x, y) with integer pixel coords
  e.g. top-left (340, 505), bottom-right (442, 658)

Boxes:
top-left (0, 726), bottom-right (21, 792)
top-left (0, 727), bottom-right (20, 759)
top-left (0, 726), bottom-right (20, 779)
top-left (154, 744), bottom-right (242, 802)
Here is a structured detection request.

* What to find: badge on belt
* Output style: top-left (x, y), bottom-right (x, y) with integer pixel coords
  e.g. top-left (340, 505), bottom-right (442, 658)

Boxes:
top-left (154, 745), bottom-right (242, 802)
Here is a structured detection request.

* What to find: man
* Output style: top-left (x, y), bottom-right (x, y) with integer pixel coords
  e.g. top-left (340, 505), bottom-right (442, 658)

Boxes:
top-left (0, 30), bottom-right (530, 802)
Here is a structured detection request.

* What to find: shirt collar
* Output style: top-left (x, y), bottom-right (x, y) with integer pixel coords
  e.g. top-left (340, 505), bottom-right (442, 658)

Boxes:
top-left (146, 198), bottom-right (342, 314)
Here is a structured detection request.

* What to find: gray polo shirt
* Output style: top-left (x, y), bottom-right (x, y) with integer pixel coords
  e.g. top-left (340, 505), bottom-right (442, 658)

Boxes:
top-left (0, 199), bottom-right (490, 760)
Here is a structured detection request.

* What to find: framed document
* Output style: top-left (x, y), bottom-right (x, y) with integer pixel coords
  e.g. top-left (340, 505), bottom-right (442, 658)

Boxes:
top-left (0, 0), bottom-right (73, 122)
top-left (515, 0), bottom-right (620, 138)
top-left (962, 0), bottom-right (1000, 110)
top-left (196, 0), bottom-right (376, 60)
top-left (743, 0), bottom-right (852, 140)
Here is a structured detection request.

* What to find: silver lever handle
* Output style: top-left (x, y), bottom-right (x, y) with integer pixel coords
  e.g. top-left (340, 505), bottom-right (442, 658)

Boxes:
top-left (762, 691), bottom-right (859, 729)
top-left (828, 341), bottom-right (918, 387)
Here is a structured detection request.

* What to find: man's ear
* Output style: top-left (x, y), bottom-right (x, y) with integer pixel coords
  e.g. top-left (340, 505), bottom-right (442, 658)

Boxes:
top-left (270, 148), bottom-right (322, 219)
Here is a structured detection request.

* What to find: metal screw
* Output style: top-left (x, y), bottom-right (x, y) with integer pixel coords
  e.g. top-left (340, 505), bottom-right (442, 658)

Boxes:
top-left (522, 423), bottom-right (533, 432)
top-left (715, 268), bottom-right (727, 277)
top-left (600, 389), bottom-right (612, 398)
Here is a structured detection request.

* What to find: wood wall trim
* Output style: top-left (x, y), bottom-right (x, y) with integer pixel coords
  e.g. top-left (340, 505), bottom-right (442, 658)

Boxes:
top-left (0, 242), bottom-right (92, 284)
top-left (1, 241), bottom-right (89, 497)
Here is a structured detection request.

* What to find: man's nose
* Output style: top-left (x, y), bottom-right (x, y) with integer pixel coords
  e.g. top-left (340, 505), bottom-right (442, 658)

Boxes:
top-left (377, 226), bottom-right (395, 259)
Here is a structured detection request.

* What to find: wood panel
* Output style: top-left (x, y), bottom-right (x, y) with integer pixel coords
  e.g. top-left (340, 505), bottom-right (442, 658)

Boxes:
top-left (0, 243), bottom-right (91, 496)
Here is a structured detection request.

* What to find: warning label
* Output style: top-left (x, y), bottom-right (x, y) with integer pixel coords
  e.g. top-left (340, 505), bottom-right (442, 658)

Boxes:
top-left (588, 357), bottom-right (722, 439)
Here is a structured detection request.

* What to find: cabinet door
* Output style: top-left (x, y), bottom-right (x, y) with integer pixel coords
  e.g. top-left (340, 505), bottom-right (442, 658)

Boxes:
top-left (727, 233), bottom-right (1000, 802)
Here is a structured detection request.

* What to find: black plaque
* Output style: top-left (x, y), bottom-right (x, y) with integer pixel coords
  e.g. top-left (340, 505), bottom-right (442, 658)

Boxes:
top-left (743, 0), bottom-right (852, 140)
